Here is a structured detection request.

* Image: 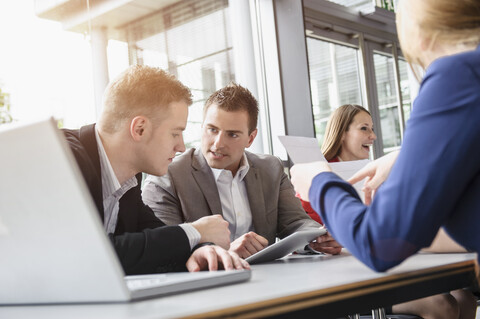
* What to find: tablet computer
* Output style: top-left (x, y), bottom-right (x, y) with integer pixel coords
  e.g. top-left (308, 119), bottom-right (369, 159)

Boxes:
top-left (245, 228), bottom-right (327, 264)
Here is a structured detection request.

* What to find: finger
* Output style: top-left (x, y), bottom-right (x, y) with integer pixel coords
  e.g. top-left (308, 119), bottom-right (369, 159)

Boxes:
top-left (314, 232), bottom-right (335, 243)
top-left (251, 233), bottom-right (269, 246)
top-left (244, 241), bottom-right (260, 256)
top-left (249, 239), bottom-right (265, 252)
top-left (309, 243), bottom-right (342, 254)
top-left (235, 247), bottom-right (250, 259)
top-left (311, 241), bottom-right (343, 249)
top-left (230, 252), bottom-right (250, 270)
top-left (231, 254), bottom-right (244, 270)
top-left (249, 233), bottom-right (268, 251)
top-left (365, 175), bottom-right (384, 191)
top-left (348, 166), bottom-right (373, 184)
top-left (319, 247), bottom-right (342, 255)
top-left (186, 257), bottom-right (201, 272)
top-left (215, 247), bottom-right (234, 270)
top-left (362, 177), bottom-right (373, 205)
top-left (364, 187), bottom-right (373, 205)
top-left (204, 246), bottom-right (218, 271)
top-left (310, 241), bottom-right (342, 250)
top-left (240, 258), bottom-right (251, 270)
top-left (229, 239), bottom-right (250, 259)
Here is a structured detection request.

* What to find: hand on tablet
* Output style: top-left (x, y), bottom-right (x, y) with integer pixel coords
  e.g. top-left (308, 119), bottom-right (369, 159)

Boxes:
top-left (309, 232), bottom-right (342, 255)
top-left (229, 232), bottom-right (269, 258)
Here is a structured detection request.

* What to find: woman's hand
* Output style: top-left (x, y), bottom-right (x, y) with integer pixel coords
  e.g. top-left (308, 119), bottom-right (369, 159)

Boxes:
top-left (348, 150), bottom-right (399, 205)
top-left (290, 161), bottom-right (332, 201)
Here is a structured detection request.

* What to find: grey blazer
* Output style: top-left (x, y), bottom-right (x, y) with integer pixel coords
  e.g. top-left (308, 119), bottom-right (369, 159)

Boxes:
top-left (142, 148), bottom-right (320, 245)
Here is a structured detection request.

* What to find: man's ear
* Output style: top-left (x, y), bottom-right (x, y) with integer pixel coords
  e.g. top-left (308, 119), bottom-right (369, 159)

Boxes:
top-left (246, 129), bottom-right (258, 148)
top-left (130, 116), bottom-right (148, 141)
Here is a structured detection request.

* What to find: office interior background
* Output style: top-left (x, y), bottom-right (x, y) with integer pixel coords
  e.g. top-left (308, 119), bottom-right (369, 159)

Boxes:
top-left (0, 0), bottom-right (417, 161)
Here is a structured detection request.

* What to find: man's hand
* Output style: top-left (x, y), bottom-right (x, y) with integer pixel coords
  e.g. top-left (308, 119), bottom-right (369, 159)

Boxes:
top-left (229, 232), bottom-right (268, 258)
top-left (290, 161), bottom-right (332, 201)
top-left (186, 245), bottom-right (250, 272)
top-left (309, 231), bottom-right (342, 255)
top-left (191, 215), bottom-right (231, 250)
top-left (348, 150), bottom-right (399, 205)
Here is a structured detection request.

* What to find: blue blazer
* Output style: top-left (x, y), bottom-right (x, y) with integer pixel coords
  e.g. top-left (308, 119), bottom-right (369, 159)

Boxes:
top-left (310, 45), bottom-right (480, 271)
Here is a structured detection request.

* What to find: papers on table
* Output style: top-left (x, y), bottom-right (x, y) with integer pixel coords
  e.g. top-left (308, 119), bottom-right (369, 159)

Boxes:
top-left (278, 135), bottom-right (369, 201)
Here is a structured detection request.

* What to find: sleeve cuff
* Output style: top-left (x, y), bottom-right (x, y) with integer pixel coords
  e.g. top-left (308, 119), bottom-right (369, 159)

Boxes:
top-left (179, 223), bottom-right (201, 250)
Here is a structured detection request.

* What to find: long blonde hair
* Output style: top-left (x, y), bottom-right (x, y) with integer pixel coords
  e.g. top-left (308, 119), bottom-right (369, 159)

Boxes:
top-left (321, 104), bottom-right (371, 161)
top-left (397, 0), bottom-right (480, 72)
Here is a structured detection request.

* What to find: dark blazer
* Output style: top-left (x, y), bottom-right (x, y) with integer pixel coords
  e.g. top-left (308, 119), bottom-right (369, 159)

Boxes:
top-left (63, 124), bottom-right (191, 275)
top-left (142, 148), bottom-right (321, 245)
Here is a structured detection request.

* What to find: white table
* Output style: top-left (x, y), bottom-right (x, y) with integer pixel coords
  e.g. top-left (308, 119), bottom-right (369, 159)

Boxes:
top-left (0, 252), bottom-right (476, 319)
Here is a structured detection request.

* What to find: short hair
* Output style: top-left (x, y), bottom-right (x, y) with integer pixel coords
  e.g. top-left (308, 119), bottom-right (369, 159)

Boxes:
top-left (99, 65), bottom-right (192, 133)
top-left (204, 83), bottom-right (258, 134)
top-left (321, 104), bottom-right (371, 161)
top-left (397, 0), bottom-right (480, 70)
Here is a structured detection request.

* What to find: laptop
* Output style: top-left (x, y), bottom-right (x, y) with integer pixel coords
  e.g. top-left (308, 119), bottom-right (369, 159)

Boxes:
top-left (0, 118), bottom-right (250, 305)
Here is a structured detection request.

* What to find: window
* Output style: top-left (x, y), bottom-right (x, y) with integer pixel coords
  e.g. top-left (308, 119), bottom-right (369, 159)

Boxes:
top-left (399, 59), bottom-right (412, 123)
top-left (374, 53), bottom-right (401, 152)
top-left (124, 0), bottom-right (233, 148)
top-left (306, 37), bottom-right (363, 144)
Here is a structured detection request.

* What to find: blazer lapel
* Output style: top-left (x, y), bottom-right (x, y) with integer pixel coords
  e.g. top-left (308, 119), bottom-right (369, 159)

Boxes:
top-left (191, 149), bottom-right (223, 215)
top-left (78, 123), bottom-right (105, 222)
top-left (244, 157), bottom-right (268, 237)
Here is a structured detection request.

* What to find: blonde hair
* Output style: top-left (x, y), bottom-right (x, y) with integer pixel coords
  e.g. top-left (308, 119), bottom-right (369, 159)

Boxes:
top-left (397, 0), bottom-right (480, 70)
top-left (321, 104), bottom-right (371, 161)
top-left (99, 65), bottom-right (192, 133)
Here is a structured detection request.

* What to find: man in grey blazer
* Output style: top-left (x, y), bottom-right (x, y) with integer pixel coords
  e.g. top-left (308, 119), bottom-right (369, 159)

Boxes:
top-left (142, 83), bottom-right (341, 258)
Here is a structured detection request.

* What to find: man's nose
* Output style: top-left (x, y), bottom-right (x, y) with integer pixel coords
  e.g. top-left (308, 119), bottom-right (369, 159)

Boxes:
top-left (213, 133), bottom-right (225, 148)
top-left (176, 135), bottom-right (186, 153)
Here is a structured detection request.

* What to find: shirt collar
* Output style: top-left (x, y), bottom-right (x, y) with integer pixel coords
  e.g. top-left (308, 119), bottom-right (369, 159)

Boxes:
top-left (95, 128), bottom-right (137, 199)
top-left (211, 153), bottom-right (250, 182)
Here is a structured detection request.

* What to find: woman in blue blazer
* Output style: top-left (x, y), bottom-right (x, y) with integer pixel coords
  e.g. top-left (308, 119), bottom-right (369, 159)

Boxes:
top-left (291, 0), bottom-right (480, 318)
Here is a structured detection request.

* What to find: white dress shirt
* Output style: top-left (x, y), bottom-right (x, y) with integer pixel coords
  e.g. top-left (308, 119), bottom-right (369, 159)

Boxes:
top-left (211, 154), bottom-right (254, 241)
top-left (95, 129), bottom-right (200, 248)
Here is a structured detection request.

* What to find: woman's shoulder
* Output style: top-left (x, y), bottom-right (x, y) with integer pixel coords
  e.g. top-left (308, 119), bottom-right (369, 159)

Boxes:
top-left (428, 46), bottom-right (480, 77)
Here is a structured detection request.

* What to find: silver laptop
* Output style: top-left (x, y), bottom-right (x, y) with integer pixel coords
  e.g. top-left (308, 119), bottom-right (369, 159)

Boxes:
top-left (0, 118), bottom-right (250, 305)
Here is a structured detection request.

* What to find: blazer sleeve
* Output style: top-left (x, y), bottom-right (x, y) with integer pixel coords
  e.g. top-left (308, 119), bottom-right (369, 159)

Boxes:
top-left (274, 157), bottom-right (322, 238)
top-left (142, 174), bottom-right (185, 225)
top-left (113, 180), bottom-right (191, 275)
top-left (109, 226), bottom-right (191, 275)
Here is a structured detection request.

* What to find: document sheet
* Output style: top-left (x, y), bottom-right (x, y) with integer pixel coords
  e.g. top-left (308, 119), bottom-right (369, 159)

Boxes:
top-left (279, 135), bottom-right (369, 201)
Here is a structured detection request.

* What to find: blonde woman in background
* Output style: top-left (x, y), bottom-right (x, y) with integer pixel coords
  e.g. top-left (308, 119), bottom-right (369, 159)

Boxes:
top-left (300, 104), bottom-right (376, 224)
top-left (321, 104), bottom-right (376, 163)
